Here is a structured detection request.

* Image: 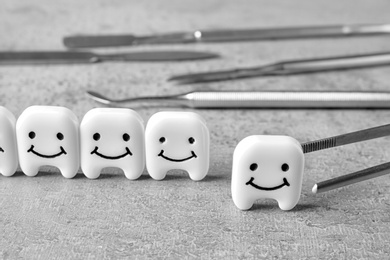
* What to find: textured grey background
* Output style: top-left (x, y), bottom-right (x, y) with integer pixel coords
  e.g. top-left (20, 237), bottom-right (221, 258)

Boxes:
top-left (1, 0), bottom-right (390, 259)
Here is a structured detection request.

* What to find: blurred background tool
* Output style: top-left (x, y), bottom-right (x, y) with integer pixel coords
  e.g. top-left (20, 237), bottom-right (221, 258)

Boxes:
top-left (169, 52), bottom-right (390, 84)
top-left (0, 50), bottom-right (219, 65)
top-left (86, 90), bottom-right (390, 108)
top-left (64, 23), bottom-right (390, 48)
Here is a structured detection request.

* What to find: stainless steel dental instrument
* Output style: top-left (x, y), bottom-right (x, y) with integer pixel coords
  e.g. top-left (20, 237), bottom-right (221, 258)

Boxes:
top-left (301, 123), bottom-right (390, 153)
top-left (303, 123), bottom-right (390, 193)
top-left (64, 23), bottom-right (390, 48)
top-left (0, 50), bottom-right (219, 65)
top-left (168, 52), bottom-right (390, 84)
top-left (312, 162), bottom-right (390, 194)
top-left (86, 90), bottom-right (390, 108)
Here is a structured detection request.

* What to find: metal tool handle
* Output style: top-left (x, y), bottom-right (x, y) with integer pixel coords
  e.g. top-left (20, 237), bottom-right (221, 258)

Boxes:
top-left (196, 24), bottom-right (390, 42)
top-left (185, 91), bottom-right (390, 108)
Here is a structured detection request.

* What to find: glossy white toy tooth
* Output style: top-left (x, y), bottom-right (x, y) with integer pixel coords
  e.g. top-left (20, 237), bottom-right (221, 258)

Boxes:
top-left (16, 106), bottom-right (80, 178)
top-left (232, 135), bottom-right (304, 211)
top-left (145, 111), bottom-right (209, 181)
top-left (80, 108), bottom-right (145, 179)
top-left (0, 107), bottom-right (18, 176)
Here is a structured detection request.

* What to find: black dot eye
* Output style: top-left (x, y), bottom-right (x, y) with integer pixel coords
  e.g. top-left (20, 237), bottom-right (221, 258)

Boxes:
top-left (28, 131), bottom-right (36, 139)
top-left (249, 163), bottom-right (258, 171)
top-left (188, 137), bottom-right (195, 144)
top-left (159, 137), bottom-right (166, 143)
top-left (57, 132), bottom-right (64, 140)
top-left (93, 133), bottom-right (100, 141)
top-left (123, 133), bottom-right (130, 142)
top-left (281, 163), bottom-right (289, 172)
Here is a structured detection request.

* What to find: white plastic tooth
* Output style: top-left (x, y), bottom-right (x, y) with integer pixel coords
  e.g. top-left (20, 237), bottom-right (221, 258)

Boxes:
top-left (145, 111), bottom-right (210, 181)
top-left (0, 107), bottom-right (18, 177)
top-left (80, 108), bottom-right (145, 180)
top-left (16, 106), bottom-right (80, 178)
top-left (232, 135), bottom-right (304, 211)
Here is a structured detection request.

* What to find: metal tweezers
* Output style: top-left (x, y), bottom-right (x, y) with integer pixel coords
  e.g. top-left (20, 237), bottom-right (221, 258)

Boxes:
top-left (0, 50), bottom-right (219, 65)
top-left (301, 123), bottom-right (390, 193)
top-left (63, 23), bottom-right (390, 48)
top-left (169, 51), bottom-right (390, 84)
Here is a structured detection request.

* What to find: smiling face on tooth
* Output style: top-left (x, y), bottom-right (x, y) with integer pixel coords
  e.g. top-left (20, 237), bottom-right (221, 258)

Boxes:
top-left (145, 112), bottom-right (209, 181)
top-left (80, 108), bottom-right (145, 180)
top-left (157, 136), bottom-right (198, 162)
top-left (89, 132), bottom-right (133, 160)
top-left (16, 106), bottom-right (80, 178)
top-left (231, 135), bottom-right (304, 211)
top-left (27, 130), bottom-right (67, 158)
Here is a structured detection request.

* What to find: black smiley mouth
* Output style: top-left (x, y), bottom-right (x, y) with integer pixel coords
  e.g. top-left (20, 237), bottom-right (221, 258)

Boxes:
top-left (27, 145), bottom-right (67, 158)
top-left (91, 146), bottom-right (133, 160)
top-left (246, 177), bottom-right (290, 191)
top-left (158, 150), bottom-right (197, 162)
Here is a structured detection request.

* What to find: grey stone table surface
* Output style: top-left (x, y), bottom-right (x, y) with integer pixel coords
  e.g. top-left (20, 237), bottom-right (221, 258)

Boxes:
top-left (1, 0), bottom-right (390, 259)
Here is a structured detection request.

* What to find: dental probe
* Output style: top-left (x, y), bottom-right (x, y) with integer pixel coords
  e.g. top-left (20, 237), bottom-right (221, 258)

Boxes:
top-left (87, 90), bottom-right (390, 108)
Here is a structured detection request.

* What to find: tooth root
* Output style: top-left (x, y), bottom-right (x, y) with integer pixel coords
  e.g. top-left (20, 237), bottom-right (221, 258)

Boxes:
top-left (147, 167), bottom-right (168, 181)
top-left (58, 166), bottom-right (79, 179)
top-left (277, 200), bottom-right (297, 211)
top-left (188, 167), bottom-right (208, 181)
top-left (80, 108), bottom-right (145, 180)
top-left (0, 165), bottom-right (18, 177)
top-left (145, 112), bottom-right (210, 181)
top-left (82, 165), bottom-right (103, 179)
top-left (232, 195), bottom-right (255, 211)
top-left (122, 165), bottom-right (145, 180)
top-left (16, 106), bottom-right (80, 178)
top-left (0, 107), bottom-right (18, 177)
top-left (21, 164), bottom-right (40, 177)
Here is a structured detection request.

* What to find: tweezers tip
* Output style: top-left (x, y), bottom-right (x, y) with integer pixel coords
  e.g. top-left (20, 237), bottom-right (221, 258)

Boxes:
top-left (312, 184), bottom-right (318, 194)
